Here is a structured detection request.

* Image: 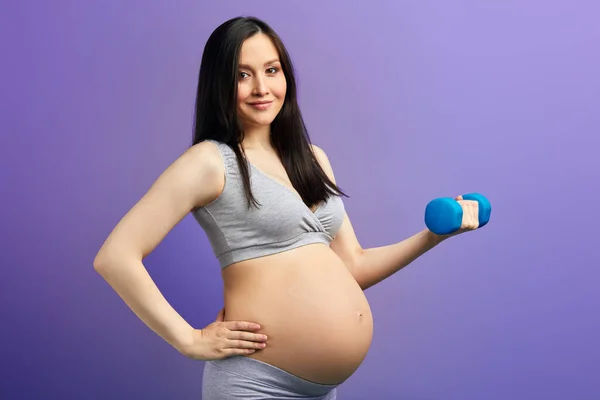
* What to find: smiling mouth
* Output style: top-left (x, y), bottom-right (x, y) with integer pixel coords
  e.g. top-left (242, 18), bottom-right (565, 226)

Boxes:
top-left (248, 100), bottom-right (274, 110)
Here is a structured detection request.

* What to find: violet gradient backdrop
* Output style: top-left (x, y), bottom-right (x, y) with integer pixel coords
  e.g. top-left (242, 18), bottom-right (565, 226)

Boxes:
top-left (1, 1), bottom-right (599, 399)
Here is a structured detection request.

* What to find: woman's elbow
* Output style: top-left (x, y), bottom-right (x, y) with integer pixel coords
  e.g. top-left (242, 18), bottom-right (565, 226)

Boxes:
top-left (93, 245), bottom-right (131, 273)
top-left (93, 249), bottom-right (113, 273)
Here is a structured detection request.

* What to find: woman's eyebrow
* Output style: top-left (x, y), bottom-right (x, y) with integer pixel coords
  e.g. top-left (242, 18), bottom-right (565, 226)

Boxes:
top-left (238, 59), bottom-right (281, 69)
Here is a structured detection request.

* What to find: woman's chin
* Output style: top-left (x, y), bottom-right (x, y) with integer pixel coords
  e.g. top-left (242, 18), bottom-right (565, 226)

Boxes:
top-left (245, 117), bottom-right (277, 129)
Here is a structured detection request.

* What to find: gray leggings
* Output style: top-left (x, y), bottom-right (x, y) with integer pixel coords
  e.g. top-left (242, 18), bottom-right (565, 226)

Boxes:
top-left (202, 356), bottom-right (339, 399)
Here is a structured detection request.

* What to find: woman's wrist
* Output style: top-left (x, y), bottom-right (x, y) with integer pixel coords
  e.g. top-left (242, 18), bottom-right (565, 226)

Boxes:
top-left (424, 228), bottom-right (448, 246)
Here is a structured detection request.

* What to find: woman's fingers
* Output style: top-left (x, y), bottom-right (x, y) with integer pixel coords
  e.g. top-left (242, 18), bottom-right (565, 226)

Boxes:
top-left (224, 320), bottom-right (262, 332)
top-left (221, 348), bottom-right (258, 356)
top-left (228, 330), bottom-right (268, 342)
top-left (223, 327), bottom-right (268, 349)
top-left (458, 199), bottom-right (479, 230)
top-left (224, 339), bottom-right (267, 349)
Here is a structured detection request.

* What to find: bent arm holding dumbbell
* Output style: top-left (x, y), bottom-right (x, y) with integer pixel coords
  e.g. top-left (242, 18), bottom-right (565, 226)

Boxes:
top-left (330, 193), bottom-right (491, 291)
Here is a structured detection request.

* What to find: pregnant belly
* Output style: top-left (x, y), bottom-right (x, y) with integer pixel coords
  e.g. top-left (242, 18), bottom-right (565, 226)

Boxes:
top-left (221, 244), bottom-right (374, 385)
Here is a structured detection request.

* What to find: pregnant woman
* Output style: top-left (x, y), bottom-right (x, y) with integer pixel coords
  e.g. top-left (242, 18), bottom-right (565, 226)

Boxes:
top-left (93, 16), bottom-right (482, 399)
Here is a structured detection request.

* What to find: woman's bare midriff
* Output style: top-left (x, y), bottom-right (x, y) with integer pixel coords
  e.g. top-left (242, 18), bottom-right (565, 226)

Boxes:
top-left (221, 243), bottom-right (373, 385)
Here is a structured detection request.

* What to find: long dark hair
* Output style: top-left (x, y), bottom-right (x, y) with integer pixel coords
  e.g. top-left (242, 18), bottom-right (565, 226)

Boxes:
top-left (192, 16), bottom-right (347, 209)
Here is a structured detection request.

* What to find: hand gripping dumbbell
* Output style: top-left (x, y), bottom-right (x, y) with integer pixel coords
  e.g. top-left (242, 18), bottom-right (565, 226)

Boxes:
top-left (424, 193), bottom-right (491, 235)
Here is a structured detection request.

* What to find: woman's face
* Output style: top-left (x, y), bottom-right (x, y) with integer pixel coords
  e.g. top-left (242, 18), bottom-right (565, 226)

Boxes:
top-left (236, 33), bottom-right (287, 131)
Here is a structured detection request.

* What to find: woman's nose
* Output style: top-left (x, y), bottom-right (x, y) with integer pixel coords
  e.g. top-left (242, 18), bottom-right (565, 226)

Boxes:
top-left (252, 77), bottom-right (268, 96)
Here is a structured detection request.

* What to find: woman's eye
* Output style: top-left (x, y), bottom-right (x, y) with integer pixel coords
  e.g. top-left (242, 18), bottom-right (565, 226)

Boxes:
top-left (267, 67), bottom-right (278, 74)
top-left (239, 72), bottom-right (249, 79)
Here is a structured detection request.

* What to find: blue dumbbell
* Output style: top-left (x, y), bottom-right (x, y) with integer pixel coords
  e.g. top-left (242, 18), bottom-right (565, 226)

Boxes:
top-left (424, 193), bottom-right (491, 235)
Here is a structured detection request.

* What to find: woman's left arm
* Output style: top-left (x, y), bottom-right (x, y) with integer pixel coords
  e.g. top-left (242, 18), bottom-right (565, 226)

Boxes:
top-left (332, 215), bottom-right (445, 290)
top-left (312, 145), bottom-right (477, 290)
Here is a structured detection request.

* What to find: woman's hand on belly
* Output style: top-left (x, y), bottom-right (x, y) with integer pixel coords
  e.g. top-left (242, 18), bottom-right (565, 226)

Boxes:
top-left (181, 307), bottom-right (269, 361)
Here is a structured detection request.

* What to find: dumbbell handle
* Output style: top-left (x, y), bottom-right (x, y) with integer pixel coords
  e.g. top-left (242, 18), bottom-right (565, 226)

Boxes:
top-left (424, 193), bottom-right (491, 235)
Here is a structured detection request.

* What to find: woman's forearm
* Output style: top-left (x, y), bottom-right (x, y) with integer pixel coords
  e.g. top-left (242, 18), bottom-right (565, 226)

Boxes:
top-left (93, 256), bottom-right (194, 354)
top-left (353, 229), bottom-right (444, 290)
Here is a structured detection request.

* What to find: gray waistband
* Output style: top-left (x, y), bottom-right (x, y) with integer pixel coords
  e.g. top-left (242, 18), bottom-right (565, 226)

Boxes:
top-left (206, 356), bottom-right (339, 396)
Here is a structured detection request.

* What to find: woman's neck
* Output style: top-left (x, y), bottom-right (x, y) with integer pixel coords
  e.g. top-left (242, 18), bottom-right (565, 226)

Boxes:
top-left (241, 125), bottom-right (273, 151)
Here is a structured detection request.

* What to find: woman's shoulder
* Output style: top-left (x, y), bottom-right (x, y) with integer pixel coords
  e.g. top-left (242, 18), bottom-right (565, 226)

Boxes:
top-left (167, 140), bottom-right (226, 208)
top-left (184, 140), bottom-right (225, 171)
top-left (310, 144), bottom-right (336, 182)
top-left (310, 143), bottom-right (329, 163)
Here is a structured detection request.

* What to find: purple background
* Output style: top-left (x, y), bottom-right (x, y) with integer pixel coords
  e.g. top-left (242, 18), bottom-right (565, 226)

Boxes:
top-left (2, 1), bottom-right (599, 399)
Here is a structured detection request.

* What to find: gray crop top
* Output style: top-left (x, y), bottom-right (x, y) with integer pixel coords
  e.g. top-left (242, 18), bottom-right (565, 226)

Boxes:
top-left (192, 140), bottom-right (346, 269)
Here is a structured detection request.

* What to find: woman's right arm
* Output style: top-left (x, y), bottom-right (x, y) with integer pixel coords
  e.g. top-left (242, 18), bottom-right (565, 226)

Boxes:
top-left (93, 141), bottom-right (224, 355)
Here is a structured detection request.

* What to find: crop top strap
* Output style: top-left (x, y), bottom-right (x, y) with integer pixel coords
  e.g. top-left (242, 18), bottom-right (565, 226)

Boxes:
top-left (204, 139), bottom-right (241, 180)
